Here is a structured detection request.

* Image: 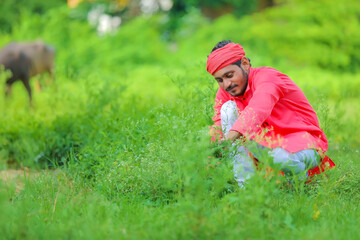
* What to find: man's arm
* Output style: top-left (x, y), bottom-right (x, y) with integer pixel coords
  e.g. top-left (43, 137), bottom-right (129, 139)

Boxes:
top-left (229, 80), bottom-right (284, 139)
top-left (224, 130), bottom-right (242, 142)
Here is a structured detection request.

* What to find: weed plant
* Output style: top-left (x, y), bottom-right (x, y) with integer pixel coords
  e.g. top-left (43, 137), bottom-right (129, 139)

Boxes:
top-left (0, 1), bottom-right (360, 239)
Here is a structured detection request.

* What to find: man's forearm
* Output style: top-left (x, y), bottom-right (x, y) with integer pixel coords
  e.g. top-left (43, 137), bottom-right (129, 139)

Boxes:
top-left (224, 130), bottom-right (242, 142)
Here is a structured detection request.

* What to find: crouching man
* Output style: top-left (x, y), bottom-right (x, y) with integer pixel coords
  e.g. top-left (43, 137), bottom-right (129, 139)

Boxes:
top-left (207, 40), bottom-right (335, 186)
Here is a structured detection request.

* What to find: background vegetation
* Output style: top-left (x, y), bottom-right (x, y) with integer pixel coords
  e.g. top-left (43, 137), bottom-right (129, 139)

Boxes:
top-left (0, 0), bottom-right (359, 239)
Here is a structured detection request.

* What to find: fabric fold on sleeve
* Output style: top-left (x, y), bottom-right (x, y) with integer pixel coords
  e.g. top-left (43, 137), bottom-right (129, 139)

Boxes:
top-left (230, 81), bottom-right (283, 138)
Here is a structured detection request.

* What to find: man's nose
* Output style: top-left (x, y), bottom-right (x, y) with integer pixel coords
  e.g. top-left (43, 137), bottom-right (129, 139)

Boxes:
top-left (224, 79), bottom-right (232, 89)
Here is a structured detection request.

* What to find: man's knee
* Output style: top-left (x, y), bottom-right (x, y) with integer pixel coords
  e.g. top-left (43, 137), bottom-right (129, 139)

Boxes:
top-left (220, 100), bottom-right (237, 116)
top-left (220, 101), bottom-right (238, 135)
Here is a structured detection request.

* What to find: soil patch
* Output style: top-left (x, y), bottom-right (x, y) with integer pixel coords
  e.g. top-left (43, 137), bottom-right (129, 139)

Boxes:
top-left (0, 168), bottom-right (39, 192)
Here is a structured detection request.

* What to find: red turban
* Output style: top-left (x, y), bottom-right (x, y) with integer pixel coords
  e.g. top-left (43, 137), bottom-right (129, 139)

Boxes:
top-left (206, 43), bottom-right (245, 75)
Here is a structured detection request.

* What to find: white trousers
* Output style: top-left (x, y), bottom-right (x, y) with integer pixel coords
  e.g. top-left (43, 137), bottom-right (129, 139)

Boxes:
top-left (221, 101), bottom-right (321, 186)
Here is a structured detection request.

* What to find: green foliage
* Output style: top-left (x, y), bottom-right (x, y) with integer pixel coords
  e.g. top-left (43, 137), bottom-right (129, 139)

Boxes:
top-left (167, 0), bottom-right (258, 41)
top-left (0, 0), bottom-right (66, 33)
top-left (0, 1), bottom-right (359, 239)
top-left (246, 0), bottom-right (360, 72)
top-left (171, 0), bottom-right (259, 16)
top-left (177, 0), bottom-right (360, 72)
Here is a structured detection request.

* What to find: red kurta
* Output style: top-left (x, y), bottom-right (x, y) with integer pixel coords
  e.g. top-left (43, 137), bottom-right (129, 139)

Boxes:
top-left (212, 67), bottom-right (328, 155)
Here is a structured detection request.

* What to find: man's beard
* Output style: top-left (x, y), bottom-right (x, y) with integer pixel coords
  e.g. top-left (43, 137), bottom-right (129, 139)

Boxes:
top-left (229, 66), bottom-right (248, 97)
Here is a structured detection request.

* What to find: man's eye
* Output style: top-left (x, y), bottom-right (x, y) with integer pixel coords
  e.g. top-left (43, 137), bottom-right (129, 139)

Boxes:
top-left (216, 79), bottom-right (223, 83)
top-left (226, 74), bottom-right (233, 78)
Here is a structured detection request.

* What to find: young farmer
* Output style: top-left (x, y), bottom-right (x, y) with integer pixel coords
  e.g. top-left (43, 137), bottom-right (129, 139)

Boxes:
top-left (207, 40), bottom-right (334, 186)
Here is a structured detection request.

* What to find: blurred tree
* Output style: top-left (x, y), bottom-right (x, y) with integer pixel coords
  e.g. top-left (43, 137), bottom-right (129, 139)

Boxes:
top-left (170, 0), bottom-right (268, 19)
top-left (258, 0), bottom-right (275, 10)
top-left (0, 0), bottom-right (66, 33)
top-left (164, 0), bottom-right (273, 41)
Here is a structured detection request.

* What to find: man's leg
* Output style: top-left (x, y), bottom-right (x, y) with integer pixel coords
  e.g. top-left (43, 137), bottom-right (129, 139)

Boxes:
top-left (221, 101), bottom-right (255, 186)
top-left (220, 100), bottom-right (321, 186)
top-left (270, 147), bottom-right (321, 177)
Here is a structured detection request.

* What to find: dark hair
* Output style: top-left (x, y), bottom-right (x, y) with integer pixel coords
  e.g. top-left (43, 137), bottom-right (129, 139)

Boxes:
top-left (211, 40), bottom-right (232, 52)
top-left (210, 40), bottom-right (251, 66)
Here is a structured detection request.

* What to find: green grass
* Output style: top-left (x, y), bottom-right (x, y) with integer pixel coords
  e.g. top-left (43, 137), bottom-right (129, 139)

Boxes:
top-left (1, 2), bottom-right (360, 239)
top-left (1, 62), bottom-right (359, 239)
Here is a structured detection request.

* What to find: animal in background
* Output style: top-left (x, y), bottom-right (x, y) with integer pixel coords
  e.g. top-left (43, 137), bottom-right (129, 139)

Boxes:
top-left (0, 41), bottom-right (55, 105)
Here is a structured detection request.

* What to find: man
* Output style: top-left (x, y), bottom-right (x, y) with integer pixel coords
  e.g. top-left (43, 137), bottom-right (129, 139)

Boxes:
top-left (207, 40), bottom-right (334, 186)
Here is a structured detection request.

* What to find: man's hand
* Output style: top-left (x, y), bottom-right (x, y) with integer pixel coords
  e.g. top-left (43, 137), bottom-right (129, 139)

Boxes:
top-left (224, 130), bottom-right (242, 142)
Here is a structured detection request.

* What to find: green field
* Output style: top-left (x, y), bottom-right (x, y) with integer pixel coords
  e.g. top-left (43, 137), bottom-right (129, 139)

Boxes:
top-left (1, 1), bottom-right (360, 239)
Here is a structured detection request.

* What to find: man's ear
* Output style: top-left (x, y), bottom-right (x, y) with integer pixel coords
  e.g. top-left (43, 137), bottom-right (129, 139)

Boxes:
top-left (241, 57), bottom-right (250, 71)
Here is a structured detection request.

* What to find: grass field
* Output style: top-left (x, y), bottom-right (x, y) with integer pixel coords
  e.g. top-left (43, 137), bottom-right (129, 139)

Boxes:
top-left (1, 2), bottom-right (360, 239)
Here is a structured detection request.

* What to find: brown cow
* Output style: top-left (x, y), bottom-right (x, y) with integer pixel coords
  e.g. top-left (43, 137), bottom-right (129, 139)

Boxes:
top-left (0, 41), bottom-right (55, 105)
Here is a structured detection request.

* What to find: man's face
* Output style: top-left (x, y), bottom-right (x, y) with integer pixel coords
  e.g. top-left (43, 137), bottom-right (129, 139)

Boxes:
top-left (213, 64), bottom-right (249, 97)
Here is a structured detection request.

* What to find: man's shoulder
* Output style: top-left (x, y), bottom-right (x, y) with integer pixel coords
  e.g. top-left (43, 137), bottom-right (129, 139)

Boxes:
top-left (251, 66), bottom-right (291, 84)
top-left (251, 66), bottom-right (282, 77)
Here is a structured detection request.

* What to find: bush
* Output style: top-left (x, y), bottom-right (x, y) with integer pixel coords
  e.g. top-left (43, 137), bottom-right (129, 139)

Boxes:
top-left (0, 0), bottom-right (66, 33)
top-left (177, 0), bottom-right (360, 72)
